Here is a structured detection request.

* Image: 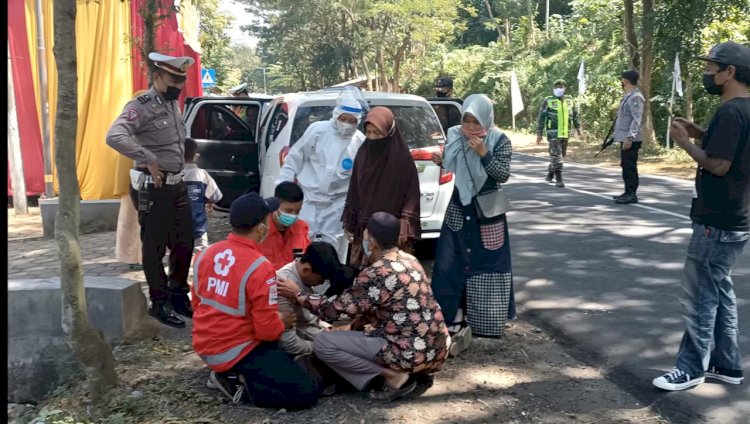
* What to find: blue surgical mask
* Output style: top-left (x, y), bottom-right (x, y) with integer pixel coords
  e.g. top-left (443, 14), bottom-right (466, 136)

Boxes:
top-left (278, 211), bottom-right (298, 227)
top-left (362, 238), bottom-right (372, 258)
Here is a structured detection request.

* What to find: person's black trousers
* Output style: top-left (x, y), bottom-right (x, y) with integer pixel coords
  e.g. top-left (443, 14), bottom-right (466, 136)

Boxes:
top-left (620, 142), bottom-right (641, 195)
top-left (230, 342), bottom-right (322, 409)
top-left (130, 182), bottom-right (194, 303)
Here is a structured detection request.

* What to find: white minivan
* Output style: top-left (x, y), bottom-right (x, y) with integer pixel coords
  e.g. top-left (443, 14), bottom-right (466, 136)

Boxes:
top-left (257, 90), bottom-right (458, 239)
top-left (184, 90), bottom-right (463, 239)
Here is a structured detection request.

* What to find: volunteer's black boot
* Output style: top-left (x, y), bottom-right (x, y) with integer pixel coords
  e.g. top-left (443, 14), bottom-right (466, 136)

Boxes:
top-left (615, 192), bottom-right (638, 204)
top-left (545, 171), bottom-right (554, 183)
top-left (555, 170), bottom-right (565, 188)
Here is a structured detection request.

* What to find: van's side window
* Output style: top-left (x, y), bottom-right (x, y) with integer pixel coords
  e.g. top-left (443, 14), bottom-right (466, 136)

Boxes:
top-left (265, 103), bottom-right (289, 150)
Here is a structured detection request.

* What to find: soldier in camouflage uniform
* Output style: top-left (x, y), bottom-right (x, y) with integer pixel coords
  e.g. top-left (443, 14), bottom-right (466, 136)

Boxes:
top-left (106, 52), bottom-right (196, 329)
top-left (536, 79), bottom-right (581, 187)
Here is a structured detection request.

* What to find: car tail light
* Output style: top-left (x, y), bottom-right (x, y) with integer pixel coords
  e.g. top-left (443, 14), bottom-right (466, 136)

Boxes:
top-left (439, 170), bottom-right (453, 185)
top-left (279, 146), bottom-right (290, 166)
top-left (410, 149), bottom-right (432, 161)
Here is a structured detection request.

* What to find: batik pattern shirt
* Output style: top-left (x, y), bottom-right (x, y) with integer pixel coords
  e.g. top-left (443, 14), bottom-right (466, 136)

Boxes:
top-left (298, 249), bottom-right (449, 373)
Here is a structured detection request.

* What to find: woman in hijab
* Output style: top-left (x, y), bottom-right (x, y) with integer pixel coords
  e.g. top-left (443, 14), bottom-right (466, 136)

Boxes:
top-left (430, 94), bottom-right (515, 350)
top-left (343, 107), bottom-right (421, 268)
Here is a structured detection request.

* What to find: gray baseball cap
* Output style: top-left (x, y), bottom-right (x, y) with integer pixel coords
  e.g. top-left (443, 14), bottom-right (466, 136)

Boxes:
top-left (696, 41), bottom-right (750, 68)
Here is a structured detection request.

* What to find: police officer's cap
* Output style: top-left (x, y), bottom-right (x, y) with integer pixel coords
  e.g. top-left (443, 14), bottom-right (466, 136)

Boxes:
top-left (434, 76), bottom-right (454, 88)
top-left (553, 79), bottom-right (567, 87)
top-left (696, 41), bottom-right (750, 68)
top-left (230, 192), bottom-right (280, 229)
top-left (148, 52), bottom-right (195, 77)
top-left (229, 83), bottom-right (249, 95)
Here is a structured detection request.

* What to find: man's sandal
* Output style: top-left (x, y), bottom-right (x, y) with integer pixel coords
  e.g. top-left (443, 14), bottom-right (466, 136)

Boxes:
top-left (369, 377), bottom-right (417, 403)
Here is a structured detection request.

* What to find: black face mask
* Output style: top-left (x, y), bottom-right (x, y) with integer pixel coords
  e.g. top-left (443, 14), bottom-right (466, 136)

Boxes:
top-left (435, 91), bottom-right (448, 98)
top-left (702, 73), bottom-right (724, 96)
top-left (164, 86), bottom-right (181, 101)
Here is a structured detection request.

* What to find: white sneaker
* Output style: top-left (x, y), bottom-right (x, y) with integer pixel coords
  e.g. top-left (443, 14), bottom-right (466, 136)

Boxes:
top-left (706, 366), bottom-right (744, 385)
top-left (652, 368), bottom-right (704, 391)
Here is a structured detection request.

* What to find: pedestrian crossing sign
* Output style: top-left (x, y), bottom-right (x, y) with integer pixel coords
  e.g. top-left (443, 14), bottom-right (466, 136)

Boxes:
top-left (201, 69), bottom-right (216, 88)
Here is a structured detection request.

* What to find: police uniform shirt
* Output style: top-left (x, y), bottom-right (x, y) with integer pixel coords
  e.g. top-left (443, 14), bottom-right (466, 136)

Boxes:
top-left (106, 87), bottom-right (187, 173)
top-left (613, 88), bottom-right (645, 143)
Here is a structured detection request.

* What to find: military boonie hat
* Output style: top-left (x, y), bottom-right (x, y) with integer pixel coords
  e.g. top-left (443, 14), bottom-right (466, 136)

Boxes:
top-left (696, 41), bottom-right (750, 68)
top-left (148, 52), bottom-right (195, 77)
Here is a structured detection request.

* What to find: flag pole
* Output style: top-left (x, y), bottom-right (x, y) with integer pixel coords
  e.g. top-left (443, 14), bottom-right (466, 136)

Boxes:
top-left (666, 58), bottom-right (677, 149)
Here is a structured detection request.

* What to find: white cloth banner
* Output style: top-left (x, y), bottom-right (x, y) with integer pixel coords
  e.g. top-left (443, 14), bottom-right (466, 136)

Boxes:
top-left (577, 60), bottom-right (586, 95)
top-left (674, 53), bottom-right (684, 97)
top-left (510, 70), bottom-right (524, 117)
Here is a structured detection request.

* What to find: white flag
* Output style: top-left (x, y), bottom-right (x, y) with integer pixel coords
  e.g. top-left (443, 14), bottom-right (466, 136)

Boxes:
top-left (674, 53), bottom-right (684, 97)
top-left (510, 70), bottom-right (524, 117)
top-left (577, 60), bottom-right (586, 95)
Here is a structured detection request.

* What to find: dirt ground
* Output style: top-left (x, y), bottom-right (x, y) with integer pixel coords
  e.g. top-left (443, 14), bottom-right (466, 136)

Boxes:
top-left (7, 206), bottom-right (44, 240)
top-left (8, 313), bottom-right (667, 424)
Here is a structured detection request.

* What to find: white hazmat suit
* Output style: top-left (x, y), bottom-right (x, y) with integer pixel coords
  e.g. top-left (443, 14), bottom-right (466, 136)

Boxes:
top-left (276, 100), bottom-right (366, 263)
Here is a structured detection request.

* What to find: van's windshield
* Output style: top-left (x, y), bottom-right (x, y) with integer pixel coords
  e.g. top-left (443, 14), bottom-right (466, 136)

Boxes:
top-left (290, 104), bottom-right (445, 149)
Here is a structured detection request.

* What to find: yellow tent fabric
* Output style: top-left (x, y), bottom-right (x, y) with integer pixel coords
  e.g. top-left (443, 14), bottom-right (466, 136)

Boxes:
top-left (25, 0), bottom-right (135, 200)
top-left (74, 0), bottom-right (134, 199)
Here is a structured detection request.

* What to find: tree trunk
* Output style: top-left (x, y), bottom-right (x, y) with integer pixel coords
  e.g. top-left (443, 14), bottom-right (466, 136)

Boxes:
top-left (482, 0), bottom-right (503, 42)
top-left (639, 0), bottom-right (656, 146)
top-left (54, 0), bottom-right (117, 399)
top-left (376, 47), bottom-right (388, 92)
top-left (528, 0), bottom-right (535, 47)
top-left (682, 70), bottom-right (693, 121)
top-left (623, 0), bottom-right (640, 70)
top-left (391, 36), bottom-right (410, 93)
top-left (362, 57), bottom-right (373, 91)
top-left (8, 42), bottom-right (28, 214)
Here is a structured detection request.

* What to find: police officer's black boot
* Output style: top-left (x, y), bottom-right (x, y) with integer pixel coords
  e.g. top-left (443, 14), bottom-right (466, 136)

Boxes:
top-left (170, 289), bottom-right (194, 318)
top-left (149, 301), bottom-right (186, 328)
top-left (555, 170), bottom-right (565, 188)
top-left (615, 192), bottom-right (638, 204)
top-left (545, 171), bottom-right (554, 183)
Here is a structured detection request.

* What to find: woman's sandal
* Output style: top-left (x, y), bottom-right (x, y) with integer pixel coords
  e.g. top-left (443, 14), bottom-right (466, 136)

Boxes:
top-left (369, 377), bottom-right (417, 403)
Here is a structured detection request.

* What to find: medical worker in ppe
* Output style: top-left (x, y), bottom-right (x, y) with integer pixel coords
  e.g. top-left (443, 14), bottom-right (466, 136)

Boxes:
top-left (276, 89), bottom-right (367, 263)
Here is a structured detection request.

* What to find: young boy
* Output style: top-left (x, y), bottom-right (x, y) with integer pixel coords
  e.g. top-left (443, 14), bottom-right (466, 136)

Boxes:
top-left (183, 138), bottom-right (222, 252)
top-left (259, 181), bottom-right (311, 269)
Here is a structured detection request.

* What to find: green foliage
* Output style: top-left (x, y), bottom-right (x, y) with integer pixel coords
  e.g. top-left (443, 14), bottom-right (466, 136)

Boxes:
top-left (195, 0), bottom-right (234, 89)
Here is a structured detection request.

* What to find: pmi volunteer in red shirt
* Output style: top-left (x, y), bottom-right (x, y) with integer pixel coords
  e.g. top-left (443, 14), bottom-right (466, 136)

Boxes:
top-left (259, 181), bottom-right (311, 269)
top-left (192, 192), bottom-right (321, 409)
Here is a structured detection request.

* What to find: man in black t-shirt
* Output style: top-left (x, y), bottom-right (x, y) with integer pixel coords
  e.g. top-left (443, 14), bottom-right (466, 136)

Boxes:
top-left (652, 41), bottom-right (750, 392)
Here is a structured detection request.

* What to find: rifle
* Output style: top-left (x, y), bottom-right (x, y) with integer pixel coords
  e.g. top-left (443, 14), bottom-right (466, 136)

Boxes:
top-left (594, 119), bottom-right (616, 158)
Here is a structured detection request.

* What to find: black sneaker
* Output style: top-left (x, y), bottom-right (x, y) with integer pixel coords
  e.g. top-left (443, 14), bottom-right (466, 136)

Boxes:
top-left (706, 366), bottom-right (744, 385)
top-left (149, 302), bottom-right (186, 328)
top-left (652, 368), bottom-right (704, 391)
top-left (615, 193), bottom-right (638, 204)
top-left (612, 193), bottom-right (627, 200)
top-left (545, 172), bottom-right (554, 183)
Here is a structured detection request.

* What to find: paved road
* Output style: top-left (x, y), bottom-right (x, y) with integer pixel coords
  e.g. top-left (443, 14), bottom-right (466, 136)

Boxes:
top-left (495, 153), bottom-right (749, 423)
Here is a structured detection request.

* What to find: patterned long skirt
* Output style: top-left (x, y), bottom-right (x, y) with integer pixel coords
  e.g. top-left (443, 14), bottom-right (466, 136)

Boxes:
top-left (432, 200), bottom-right (515, 337)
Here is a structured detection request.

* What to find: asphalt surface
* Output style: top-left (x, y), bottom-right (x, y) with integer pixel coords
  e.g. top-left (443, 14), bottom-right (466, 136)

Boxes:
top-left (479, 153), bottom-right (749, 423)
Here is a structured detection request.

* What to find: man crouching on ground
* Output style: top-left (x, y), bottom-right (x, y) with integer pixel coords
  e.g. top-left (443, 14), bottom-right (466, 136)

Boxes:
top-left (276, 212), bottom-right (450, 403)
top-left (192, 192), bottom-right (322, 408)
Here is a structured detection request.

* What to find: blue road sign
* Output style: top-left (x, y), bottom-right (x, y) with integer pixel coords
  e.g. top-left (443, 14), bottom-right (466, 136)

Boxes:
top-left (201, 68), bottom-right (216, 88)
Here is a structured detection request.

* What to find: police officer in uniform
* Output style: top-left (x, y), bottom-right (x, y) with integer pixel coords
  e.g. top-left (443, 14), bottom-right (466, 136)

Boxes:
top-left (228, 82), bottom-right (249, 97)
top-left (536, 79), bottom-right (581, 188)
top-left (433, 76), bottom-right (462, 135)
top-left (612, 70), bottom-right (645, 204)
top-left (106, 52), bottom-right (196, 328)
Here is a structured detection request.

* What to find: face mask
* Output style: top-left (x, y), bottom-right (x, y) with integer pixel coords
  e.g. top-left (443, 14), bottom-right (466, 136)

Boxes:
top-left (436, 91), bottom-right (448, 98)
top-left (336, 121), bottom-right (357, 137)
top-left (164, 86), bottom-right (181, 101)
top-left (362, 238), bottom-right (372, 258)
top-left (702, 73), bottom-right (724, 96)
top-left (553, 88), bottom-right (565, 97)
top-left (278, 211), bottom-right (298, 227)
